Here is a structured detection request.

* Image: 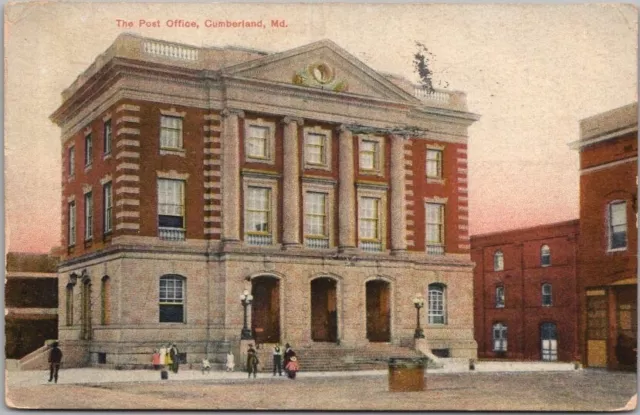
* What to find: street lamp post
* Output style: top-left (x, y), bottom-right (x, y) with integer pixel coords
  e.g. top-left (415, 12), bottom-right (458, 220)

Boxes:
top-left (413, 294), bottom-right (425, 339)
top-left (240, 289), bottom-right (254, 340)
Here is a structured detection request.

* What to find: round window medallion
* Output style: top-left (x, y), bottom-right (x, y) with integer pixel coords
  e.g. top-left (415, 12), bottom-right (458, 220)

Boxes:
top-left (311, 63), bottom-right (334, 84)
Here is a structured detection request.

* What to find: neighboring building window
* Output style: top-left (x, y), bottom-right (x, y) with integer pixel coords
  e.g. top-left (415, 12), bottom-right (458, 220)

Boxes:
top-left (493, 323), bottom-right (508, 352)
top-left (159, 275), bottom-right (185, 323)
top-left (426, 203), bottom-right (445, 255)
top-left (426, 149), bottom-right (443, 179)
top-left (68, 201), bottom-right (76, 247)
top-left (84, 134), bottom-right (93, 167)
top-left (158, 179), bottom-right (185, 241)
top-left (68, 147), bottom-right (75, 177)
top-left (246, 125), bottom-right (270, 160)
top-left (103, 182), bottom-right (112, 234)
top-left (608, 201), bottom-right (627, 250)
top-left (160, 115), bottom-right (183, 149)
top-left (101, 276), bottom-right (110, 325)
top-left (304, 191), bottom-right (328, 248)
top-left (305, 132), bottom-right (327, 166)
top-left (541, 245), bottom-right (551, 266)
top-left (542, 283), bottom-right (552, 306)
top-left (245, 187), bottom-right (272, 245)
top-left (84, 192), bottom-right (93, 241)
top-left (103, 120), bottom-right (112, 155)
top-left (494, 250), bottom-right (504, 271)
top-left (65, 284), bottom-right (74, 326)
top-left (359, 196), bottom-right (381, 251)
top-left (359, 139), bottom-right (379, 170)
top-left (496, 286), bottom-right (505, 308)
top-left (428, 283), bottom-right (446, 325)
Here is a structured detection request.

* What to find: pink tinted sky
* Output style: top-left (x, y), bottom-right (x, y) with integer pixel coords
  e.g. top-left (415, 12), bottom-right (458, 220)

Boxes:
top-left (4, 3), bottom-right (637, 253)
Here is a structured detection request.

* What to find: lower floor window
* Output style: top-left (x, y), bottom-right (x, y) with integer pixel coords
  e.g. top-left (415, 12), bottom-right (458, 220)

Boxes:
top-left (493, 322), bottom-right (508, 352)
top-left (159, 275), bottom-right (185, 323)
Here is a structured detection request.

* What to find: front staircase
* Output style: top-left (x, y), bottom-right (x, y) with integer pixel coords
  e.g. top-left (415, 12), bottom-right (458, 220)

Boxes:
top-left (256, 342), bottom-right (430, 372)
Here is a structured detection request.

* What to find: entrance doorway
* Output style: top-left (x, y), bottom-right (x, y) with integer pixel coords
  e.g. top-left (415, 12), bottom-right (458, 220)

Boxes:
top-left (311, 278), bottom-right (338, 342)
top-left (251, 276), bottom-right (280, 344)
top-left (541, 322), bottom-right (558, 361)
top-left (615, 285), bottom-right (637, 369)
top-left (366, 280), bottom-right (390, 342)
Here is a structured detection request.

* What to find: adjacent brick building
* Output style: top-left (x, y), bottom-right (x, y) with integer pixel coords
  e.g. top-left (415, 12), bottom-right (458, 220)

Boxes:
top-left (571, 102), bottom-right (637, 370)
top-left (50, 34), bottom-right (479, 367)
top-left (471, 221), bottom-right (580, 362)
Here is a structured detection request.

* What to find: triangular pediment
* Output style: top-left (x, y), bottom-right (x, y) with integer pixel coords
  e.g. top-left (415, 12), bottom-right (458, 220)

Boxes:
top-left (224, 40), bottom-right (420, 104)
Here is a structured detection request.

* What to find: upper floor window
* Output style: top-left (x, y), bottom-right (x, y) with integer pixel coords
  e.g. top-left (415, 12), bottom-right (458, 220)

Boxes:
top-left (496, 286), bottom-right (505, 308)
top-left (426, 149), bottom-right (443, 179)
top-left (160, 115), bottom-right (183, 150)
top-left (68, 201), bottom-right (76, 247)
top-left (246, 125), bottom-right (270, 159)
top-left (305, 132), bottom-right (328, 167)
top-left (426, 203), bottom-right (445, 255)
top-left (492, 322), bottom-right (508, 352)
top-left (359, 139), bottom-right (379, 171)
top-left (159, 275), bottom-right (185, 323)
top-left (428, 283), bottom-right (446, 325)
top-left (84, 134), bottom-right (93, 167)
top-left (608, 201), bottom-right (627, 250)
top-left (84, 192), bottom-right (93, 241)
top-left (541, 245), bottom-right (551, 266)
top-left (494, 250), bottom-right (504, 271)
top-left (68, 147), bottom-right (75, 177)
top-left (245, 186), bottom-right (272, 245)
top-left (542, 283), bottom-right (552, 306)
top-left (103, 182), bottom-right (112, 235)
top-left (103, 120), bottom-right (112, 155)
top-left (158, 179), bottom-right (185, 241)
top-left (358, 196), bottom-right (381, 251)
top-left (304, 191), bottom-right (328, 248)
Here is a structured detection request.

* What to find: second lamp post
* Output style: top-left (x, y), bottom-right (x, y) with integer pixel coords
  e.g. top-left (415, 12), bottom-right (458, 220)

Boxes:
top-left (240, 289), bottom-right (254, 340)
top-left (413, 294), bottom-right (425, 339)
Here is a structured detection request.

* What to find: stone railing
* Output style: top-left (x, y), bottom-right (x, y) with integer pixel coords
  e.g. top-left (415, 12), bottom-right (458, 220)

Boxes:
top-left (426, 245), bottom-right (445, 256)
top-left (412, 86), bottom-right (467, 111)
top-left (158, 228), bottom-right (186, 241)
top-left (245, 234), bottom-right (273, 246)
top-left (359, 240), bottom-right (383, 252)
top-left (143, 40), bottom-right (199, 61)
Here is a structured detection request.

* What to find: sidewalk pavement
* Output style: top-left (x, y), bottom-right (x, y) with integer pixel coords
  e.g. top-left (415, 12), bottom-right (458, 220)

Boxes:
top-left (5, 361), bottom-right (578, 388)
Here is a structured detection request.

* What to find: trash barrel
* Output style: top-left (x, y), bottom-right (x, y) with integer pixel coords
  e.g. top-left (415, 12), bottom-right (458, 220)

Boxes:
top-left (161, 370), bottom-right (169, 380)
top-left (388, 357), bottom-right (427, 392)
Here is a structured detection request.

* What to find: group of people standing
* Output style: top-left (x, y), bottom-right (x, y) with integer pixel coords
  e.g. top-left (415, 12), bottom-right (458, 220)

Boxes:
top-left (246, 343), bottom-right (299, 379)
top-left (152, 344), bottom-right (180, 373)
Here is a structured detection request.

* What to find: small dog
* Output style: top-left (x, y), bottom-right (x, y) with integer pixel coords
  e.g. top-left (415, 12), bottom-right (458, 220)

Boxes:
top-left (201, 358), bottom-right (211, 374)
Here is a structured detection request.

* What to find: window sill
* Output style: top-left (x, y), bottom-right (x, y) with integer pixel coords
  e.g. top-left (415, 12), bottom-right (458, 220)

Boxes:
top-left (607, 247), bottom-right (628, 253)
top-left (541, 263), bottom-right (551, 268)
top-left (245, 156), bottom-right (275, 165)
top-left (304, 161), bottom-right (331, 171)
top-left (426, 177), bottom-right (445, 185)
top-left (103, 153), bottom-right (112, 160)
top-left (84, 164), bottom-right (92, 173)
top-left (67, 175), bottom-right (75, 183)
top-left (359, 169), bottom-right (384, 177)
top-left (160, 148), bottom-right (186, 157)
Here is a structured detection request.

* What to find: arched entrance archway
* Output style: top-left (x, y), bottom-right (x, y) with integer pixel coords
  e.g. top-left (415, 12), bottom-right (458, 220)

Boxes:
top-left (366, 280), bottom-right (390, 342)
top-left (251, 276), bottom-right (280, 344)
top-left (311, 277), bottom-right (338, 342)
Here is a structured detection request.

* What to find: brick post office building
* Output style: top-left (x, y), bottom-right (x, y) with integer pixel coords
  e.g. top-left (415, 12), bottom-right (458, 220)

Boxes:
top-left (571, 103), bottom-right (637, 370)
top-left (471, 221), bottom-right (580, 362)
top-left (50, 34), bottom-right (479, 367)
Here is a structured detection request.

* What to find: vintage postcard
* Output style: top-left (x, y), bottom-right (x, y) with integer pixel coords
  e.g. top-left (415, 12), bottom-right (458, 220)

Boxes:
top-left (4, 2), bottom-right (637, 411)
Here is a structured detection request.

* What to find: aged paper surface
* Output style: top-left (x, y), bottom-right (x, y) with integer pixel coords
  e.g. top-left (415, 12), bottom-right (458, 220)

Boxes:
top-left (4, 2), bottom-right (637, 411)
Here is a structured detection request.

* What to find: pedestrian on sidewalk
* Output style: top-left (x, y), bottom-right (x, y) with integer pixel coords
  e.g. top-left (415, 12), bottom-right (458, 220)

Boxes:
top-left (246, 344), bottom-right (259, 378)
top-left (152, 349), bottom-right (161, 370)
top-left (272, 344), bottom-right (283, 376)
top-left (48, 342), bottom-right (63, 383)
top-left (283, 343), bottom-right (294, 374)
top-left (169, 344), bottom-right (180, 373)
top-left (226, 350), bottom-right (235, 372)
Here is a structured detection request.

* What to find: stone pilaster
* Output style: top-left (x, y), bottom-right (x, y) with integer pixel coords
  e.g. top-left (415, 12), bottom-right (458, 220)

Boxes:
top-left (282, 116), bottom-right (303, 249)
top-left (390, 134), bottom-right (407, 255)
top-left (338, 125), bottom-right (356, 252)
top-left (221, 108), bottom-right (244, 245)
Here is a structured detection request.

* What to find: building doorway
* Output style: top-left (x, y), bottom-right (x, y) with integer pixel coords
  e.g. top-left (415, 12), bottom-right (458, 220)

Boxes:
top-left (615, 285), bottom-right (637, 369)
top-left (586, 293), bottom-right (607, 367)
top-left (366, 280), bottom-right (390, 342)
top-left (80, 279), bottom-right (92, 340)
top-left (251, 276), bottom-right (280, 344)
top-left (311, 278), bottom-right (338, 342)
top-left (541, 322), bottom-right (558, 361)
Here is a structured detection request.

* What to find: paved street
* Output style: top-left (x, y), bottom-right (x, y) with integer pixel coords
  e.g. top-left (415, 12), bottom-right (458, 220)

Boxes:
top-left (5, 368), bottom-right (637, 411)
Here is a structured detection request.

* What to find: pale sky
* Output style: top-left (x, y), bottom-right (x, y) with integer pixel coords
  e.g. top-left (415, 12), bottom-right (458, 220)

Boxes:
top-left (4, 3), bottom-right (637, 253)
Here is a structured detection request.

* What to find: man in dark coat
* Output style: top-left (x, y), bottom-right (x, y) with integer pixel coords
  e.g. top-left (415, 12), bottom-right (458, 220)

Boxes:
top-left (272, 344), bottom-right (283, 376)
top-left (246, 344), bottom-right (259, 378)
top-left (169, 344), bottom-right (180, 373)
top-left (48, 342), bottom-right (63, 383)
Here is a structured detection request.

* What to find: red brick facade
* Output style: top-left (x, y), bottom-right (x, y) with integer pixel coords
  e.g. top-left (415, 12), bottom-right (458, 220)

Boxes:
top-left (471, 220), bottom-right (580, 361)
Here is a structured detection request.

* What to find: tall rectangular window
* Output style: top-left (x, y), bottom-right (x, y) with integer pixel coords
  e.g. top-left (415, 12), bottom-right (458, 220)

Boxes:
top-left (84, 192), bottom-right (93, 241)
top-left (103, 120), bottom-right (112, 155)
top-left (159, 276), bottom-right (185, 323)
top-left (84, 134), bottom-right (93, 167)
top-left (359, 140), bottom-right (379, 170)
top-left (68, 147), bottom-right (75, 177)
top-left (426, 203), bottom-right (445, 255)
top-left (305, 192), bottom-right (328, 247)
top-left (305, 133), bottom-right (327, 165)
top-left (245, 187), bottom-right (271, 245)
top-left (428, 284), bottom-right (446, 325)
top-left (160, 116), bottom-right (183, 149)
top-left (103, 182), bottom-right (112, 234)
top-left (426, 149), bottom-right (443, 178)
top-left (609, 201), bottom-right (627, 250)
top-left (68, 201), bottom-right (76, 247)
top-left (493, 323), bottom-right (508, 352)
top-left (158, 179), bottom-right (185, 241)
top-left (359, 197), bottom-right (382, 252)
top-left (246, 126), bottom-right (270, 159)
